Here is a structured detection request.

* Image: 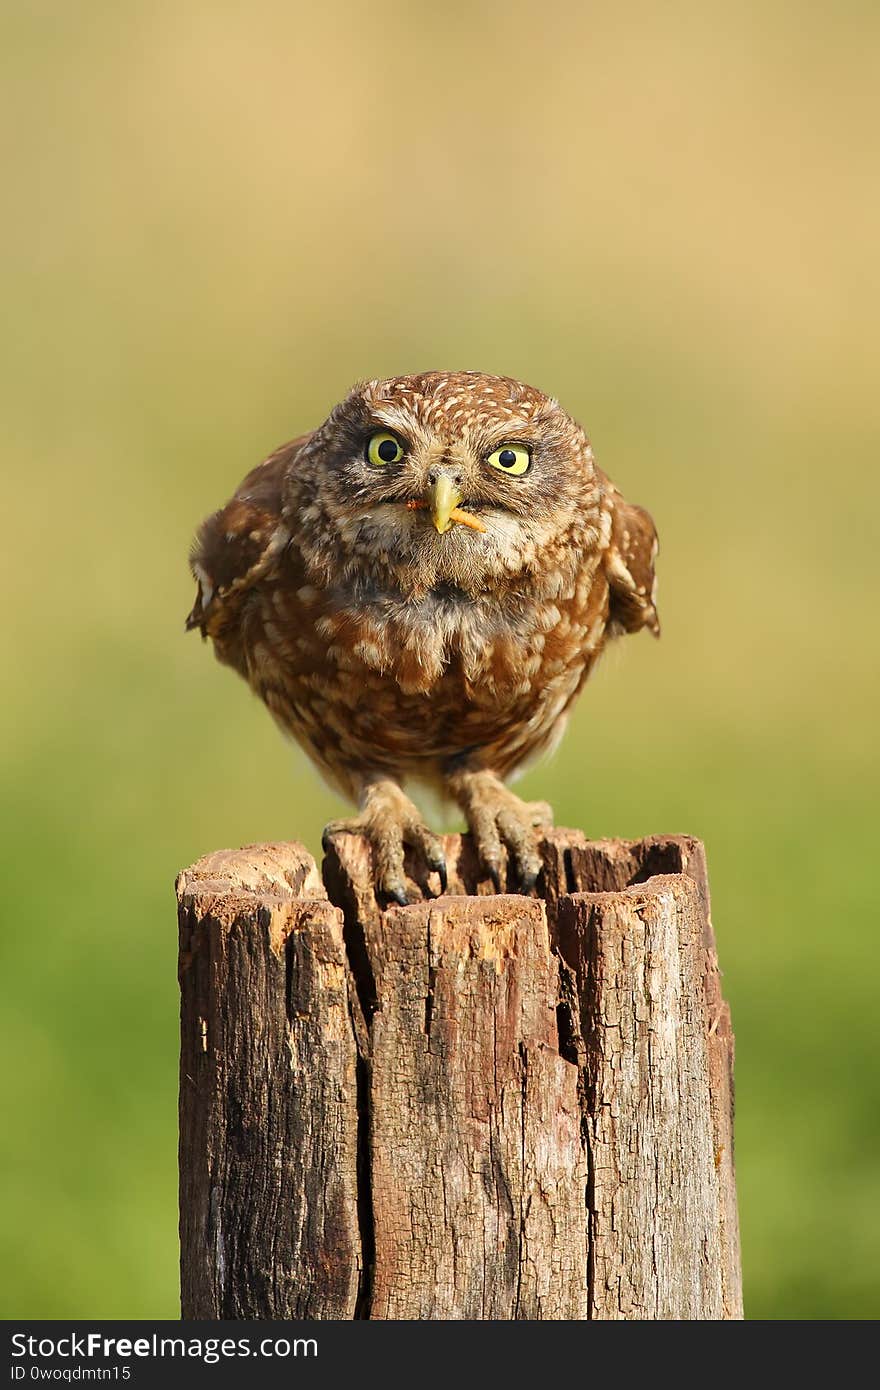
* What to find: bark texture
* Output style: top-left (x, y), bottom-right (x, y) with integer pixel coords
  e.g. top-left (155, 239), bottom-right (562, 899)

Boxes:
top-left (177, 844), bottom-right (361, 1318)
top-left (178, 830), bottom-right (741, 1320)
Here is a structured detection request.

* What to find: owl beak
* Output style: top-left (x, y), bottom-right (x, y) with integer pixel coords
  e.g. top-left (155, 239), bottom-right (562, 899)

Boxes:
top-left (426, 473), bottom-right (463, 534)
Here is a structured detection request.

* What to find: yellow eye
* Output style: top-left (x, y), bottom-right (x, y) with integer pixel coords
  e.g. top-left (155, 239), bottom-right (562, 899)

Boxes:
top-left (365, 431), bottom-right (404, 467)
top-left (487, 444), bottom-right (531, 476)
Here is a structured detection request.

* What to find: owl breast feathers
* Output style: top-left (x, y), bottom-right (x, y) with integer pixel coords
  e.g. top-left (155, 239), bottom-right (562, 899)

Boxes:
top-left (187, 371), bottom-right (659, 903)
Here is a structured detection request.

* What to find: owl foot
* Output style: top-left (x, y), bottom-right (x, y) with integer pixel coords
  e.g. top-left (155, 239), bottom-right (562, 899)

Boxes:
top-left (446, 767), bottom-right (553, 895)
top-left (322, 779), bottom-right (447, 906)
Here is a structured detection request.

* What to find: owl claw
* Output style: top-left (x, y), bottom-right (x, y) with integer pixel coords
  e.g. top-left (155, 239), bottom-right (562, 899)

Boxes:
top-left (323, 782), bottom-right (446, 906)
top-left (428, 857), bottom-right (448, 895)
top-left (486, 861), bottom-right (503, 894)
top-left (446, 768), bottom-right (552, 899)
top-left (385, 882), bottom-right (410, 908)
top-left (516, 859), bottom-right (541, 896)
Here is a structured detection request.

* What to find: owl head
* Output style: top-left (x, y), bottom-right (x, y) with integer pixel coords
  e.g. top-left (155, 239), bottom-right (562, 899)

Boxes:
top-left (284, 371), bottom-right (604, 597)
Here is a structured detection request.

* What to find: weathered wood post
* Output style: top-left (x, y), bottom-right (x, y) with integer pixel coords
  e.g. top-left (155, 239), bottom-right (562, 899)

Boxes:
top-left (177, 830), bottom-right (742, 1320)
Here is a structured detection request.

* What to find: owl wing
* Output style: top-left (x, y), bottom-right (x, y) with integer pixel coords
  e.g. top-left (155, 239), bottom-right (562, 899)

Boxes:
top-left (185, 434), bottom-right (311, 642)
top-left (601, 476), bottom-right (661, 638)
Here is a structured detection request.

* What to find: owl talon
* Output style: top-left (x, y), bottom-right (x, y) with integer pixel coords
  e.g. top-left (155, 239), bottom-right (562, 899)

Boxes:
top-left (322, 818), bottom-right (366, 850)
top-left (384, 882), bottom-right (410, 908)
top-left (323, 781), bottom-right (447, 904)
top-left (486, 861), bottom-right (503, 893)
top-left (447, 768), bottom-right (552, 898)
top-left (516, 859), bottom-right (541, 896)
top-left (428, 857), bottom-right (448, 895)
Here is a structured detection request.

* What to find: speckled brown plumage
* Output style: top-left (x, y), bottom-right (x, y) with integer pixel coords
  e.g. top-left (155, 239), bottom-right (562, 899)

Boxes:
top-left (187, 371), bottom-right (659, 901)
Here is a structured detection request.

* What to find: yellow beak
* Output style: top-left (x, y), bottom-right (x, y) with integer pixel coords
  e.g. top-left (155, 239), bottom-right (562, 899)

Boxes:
top-left (426, 474), bottom-right (463, 534)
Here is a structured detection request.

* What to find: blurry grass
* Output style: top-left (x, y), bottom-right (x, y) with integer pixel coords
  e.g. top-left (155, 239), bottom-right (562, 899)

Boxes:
top-left (1, 0), bottom-right (878, 1319)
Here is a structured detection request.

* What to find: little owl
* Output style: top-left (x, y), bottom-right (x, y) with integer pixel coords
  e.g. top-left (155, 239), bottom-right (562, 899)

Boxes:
top-left (187, 371), bottom-right (659, 903)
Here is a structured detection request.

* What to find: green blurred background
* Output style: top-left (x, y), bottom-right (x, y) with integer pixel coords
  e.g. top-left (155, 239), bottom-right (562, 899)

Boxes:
top-left (1, 0), bottom-right (877, 1320)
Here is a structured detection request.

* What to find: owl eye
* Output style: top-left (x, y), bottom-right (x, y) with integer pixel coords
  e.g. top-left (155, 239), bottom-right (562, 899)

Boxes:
top-left (365, 431), bottom-right (404, 467)
top-left (487, 444), bottom-right (531, 476)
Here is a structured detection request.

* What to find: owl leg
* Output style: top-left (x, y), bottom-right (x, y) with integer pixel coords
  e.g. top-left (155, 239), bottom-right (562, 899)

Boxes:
top-left (446, 766), bottom-right (553, 895)
top-left (322, 777), bottom-right (447, 906)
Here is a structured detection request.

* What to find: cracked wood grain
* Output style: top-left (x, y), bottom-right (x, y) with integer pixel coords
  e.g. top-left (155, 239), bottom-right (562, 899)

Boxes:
top-left (177, 843), bottom-right (361, 1318)
top-left (363, 894), bottom-right (588, 1319)
top-left (177, 830), bottom-right (741, 1319)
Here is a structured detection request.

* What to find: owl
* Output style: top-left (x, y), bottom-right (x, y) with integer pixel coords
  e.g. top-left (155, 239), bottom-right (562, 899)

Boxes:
top-left (187, 371), bottom-right (659, 903)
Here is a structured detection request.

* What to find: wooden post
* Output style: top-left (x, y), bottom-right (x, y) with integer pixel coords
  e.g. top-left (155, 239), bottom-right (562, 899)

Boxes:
top-left (177, 830), bottom-right (742, 1320)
